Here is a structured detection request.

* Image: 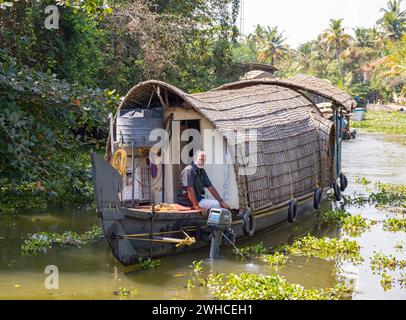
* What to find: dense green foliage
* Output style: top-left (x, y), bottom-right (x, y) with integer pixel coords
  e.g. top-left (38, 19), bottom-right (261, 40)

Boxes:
top-left (0, 49), bottom-right (118, 212)
top-left (0, 0), bottom-right (242, 212)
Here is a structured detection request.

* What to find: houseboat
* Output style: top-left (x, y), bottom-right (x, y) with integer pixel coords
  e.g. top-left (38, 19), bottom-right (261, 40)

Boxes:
top-left (91, 74), bottom-right (354, 266)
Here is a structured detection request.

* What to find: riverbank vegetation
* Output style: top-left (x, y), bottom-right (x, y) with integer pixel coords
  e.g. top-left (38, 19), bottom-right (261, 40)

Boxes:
top-left (351, 111), bottom-right (406, 134)
top-left (0, 0), bottom-right (241, 213)
top-left (235, 0), bottom-right (406, 104)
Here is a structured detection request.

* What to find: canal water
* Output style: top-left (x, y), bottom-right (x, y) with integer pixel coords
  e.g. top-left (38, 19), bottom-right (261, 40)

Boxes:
top-left (0, 133), bottom-right (405, 300)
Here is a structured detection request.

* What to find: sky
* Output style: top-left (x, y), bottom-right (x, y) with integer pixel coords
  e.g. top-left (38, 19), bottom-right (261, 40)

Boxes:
top-left (238, 0), bottom-right (406, 48)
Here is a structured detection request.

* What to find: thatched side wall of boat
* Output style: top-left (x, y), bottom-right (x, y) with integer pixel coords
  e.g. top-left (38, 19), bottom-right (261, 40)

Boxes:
top-left (110, 76), bottom-right (352, 213)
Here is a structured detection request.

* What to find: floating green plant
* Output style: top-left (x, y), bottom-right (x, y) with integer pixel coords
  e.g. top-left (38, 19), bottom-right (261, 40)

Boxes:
top-left (210, 273), bottom-right (353, 300)
top-left (380, 273), bottom-right (394, 291)
top-left (138, 258), bottom-right (160, 270)
top-left (21, 225), bottom-right (103, 255)
top-left (383, 218), bottom-right (406, 233)
top-left (355, 177), bottom-right (371, 186)
top-left (187, 260), bottom-right (206, 289)
top-left (319, 210), bottom-right (374, 236)
top-left (350, 111), bottom-right (406, 135)
top-left (370, 252), bottom-right (406, 274)
top-left (261, 252), bottom-right (288, 267)
top-left (282, 236), bottom-right (363, 264)
top-left (342, 214), bottom-right (373, 237)
top-left (342, 192), bottom-right (370, 207)
top-left (319, 209), bottom-right (351, 224)
top-left (343, 182), bottom-right (406, 209)
top-left (113, 287), bottom-right (138, 296)
top-left (394, 241), bottom-right (404, 252)
top-left (235, 242), bottom-right (269, 258)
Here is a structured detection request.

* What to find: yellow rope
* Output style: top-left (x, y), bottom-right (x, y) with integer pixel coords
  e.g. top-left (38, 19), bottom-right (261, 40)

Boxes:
top-left (119, 235), bottom-right (196, 247)
top-left (123, 227), bottom-right (198, 238)
top-left (113, 149), bottom-right (127, 176)
top-left (175, 235), bottom-right (196, 248)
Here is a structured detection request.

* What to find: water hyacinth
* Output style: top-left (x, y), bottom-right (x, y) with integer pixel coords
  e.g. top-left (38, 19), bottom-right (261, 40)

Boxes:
top-left (370, 252), bottom-right (406, 274)
top-left (343, 182), bottom-right (406, 209)
top-left (235, 242), bottom-right (269, 258)
top-left (113, 287), bottom-right (138, 296)
top-left (137, 258), bottom-right (160, 270)
top-left (351, 112), bottom-right (406, 135)
top-left (261, 252), bottom-right (288, 267)
top-left (370, 252), bottom-right (406, 290)
top-left (355, 177), bottom-right (371, 186)
top-left (211, 273), bottom-right (353, 300)
top-left (380, 273), bottom-right (394, 291)
top-left (281, 236), bottom-right (363, 265)
top-left (319, 209), bottom-right (374, 237)
top-left (318, 209), bottom-right (351, 224)
top-left (342, 214), bottom-right (373, 237)
top-left (21, 225), bottom-right (103, 255)
top-left (383, 218), bottom-right (406, 233)
top-left (186, 262), bottom-right (353, 300)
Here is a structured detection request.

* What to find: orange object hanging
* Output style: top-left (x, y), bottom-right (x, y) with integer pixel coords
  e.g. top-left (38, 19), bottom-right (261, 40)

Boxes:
top-left (113, 149), bottom-right (127, 176)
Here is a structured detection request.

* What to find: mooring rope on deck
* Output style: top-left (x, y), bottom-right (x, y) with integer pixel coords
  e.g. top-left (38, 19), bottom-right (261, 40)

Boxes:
top-left (116, 226), bottom-right (201, 248)
top-left (122, 226), bottom-right (199, 238)
top-left (117, 230), bottom-right (197, 248)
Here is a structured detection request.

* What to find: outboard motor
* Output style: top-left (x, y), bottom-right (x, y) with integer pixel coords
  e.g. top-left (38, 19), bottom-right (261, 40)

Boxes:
top-left (207, 208), bottom-right (233, 259)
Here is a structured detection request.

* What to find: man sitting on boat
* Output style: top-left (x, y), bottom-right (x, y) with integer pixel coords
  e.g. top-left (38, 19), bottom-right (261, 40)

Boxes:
top-left (177, 150), bottom-right (230, 213)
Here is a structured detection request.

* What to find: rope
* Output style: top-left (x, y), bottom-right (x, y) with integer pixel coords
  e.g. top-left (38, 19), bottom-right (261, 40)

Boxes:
top-left (118, 231), bottom-right (196, 248)
top-left (123, 226), bottom-right (199, 238)
top-left (176, 230), bottom-right (196, 248)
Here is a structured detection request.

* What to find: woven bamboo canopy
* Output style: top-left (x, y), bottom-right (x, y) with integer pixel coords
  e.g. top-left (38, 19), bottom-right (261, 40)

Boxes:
top-left (115, 75), bottom-right (352, 212)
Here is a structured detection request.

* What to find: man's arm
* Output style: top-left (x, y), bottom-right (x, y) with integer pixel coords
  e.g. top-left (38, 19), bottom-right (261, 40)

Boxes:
top-left (187, 186), bottom-right (200, 210)
top-left (208, 186), bottom-right (230, 210)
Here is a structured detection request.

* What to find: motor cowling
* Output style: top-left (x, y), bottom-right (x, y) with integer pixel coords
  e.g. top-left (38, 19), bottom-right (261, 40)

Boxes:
top-left (207, 208), bottom-right (233, 259)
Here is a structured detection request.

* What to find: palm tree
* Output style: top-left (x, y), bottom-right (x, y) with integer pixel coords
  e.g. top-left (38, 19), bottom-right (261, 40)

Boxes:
top-left (380, 35), bottom-right (406, 97)
top-left (321, 19), bottom-right (353, 86)
top-left (370, 27), bottom-right (386, 52)
top-left (354, 27), bottom-right (374, 47)
top-left (297, 42), bottom-right (313, 71)
top-left (253, 26), bottom-right (288, 65)
top-left (377, 0), bottom-right (406, 40)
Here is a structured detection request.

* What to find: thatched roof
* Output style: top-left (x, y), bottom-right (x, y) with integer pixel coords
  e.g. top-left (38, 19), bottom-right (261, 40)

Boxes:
top-left (117, 77), bottom-right (344, 211)
top-left (213, 74), bottom-right (355, 112)
top-left (241, 70), bottom-right (274, 80)
top-left (238, 62), bottom-right (278, 74)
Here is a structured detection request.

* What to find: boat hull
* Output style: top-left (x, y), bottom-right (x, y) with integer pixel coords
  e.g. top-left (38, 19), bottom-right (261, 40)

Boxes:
top-left (99, 192), bottom-right (320, 266)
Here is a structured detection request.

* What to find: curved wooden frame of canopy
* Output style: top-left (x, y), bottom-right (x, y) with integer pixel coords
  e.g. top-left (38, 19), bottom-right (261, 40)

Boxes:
top-left (212, 78), bottom-right (354, 113)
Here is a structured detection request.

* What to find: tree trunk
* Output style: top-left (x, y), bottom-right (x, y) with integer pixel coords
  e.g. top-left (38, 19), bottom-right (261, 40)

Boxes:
top-left (336, 48), bottom-right (345, 87)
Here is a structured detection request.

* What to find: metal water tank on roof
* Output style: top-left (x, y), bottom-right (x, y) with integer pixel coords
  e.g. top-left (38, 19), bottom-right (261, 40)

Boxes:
top-left (116, 108), bottom-right (163, 147)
